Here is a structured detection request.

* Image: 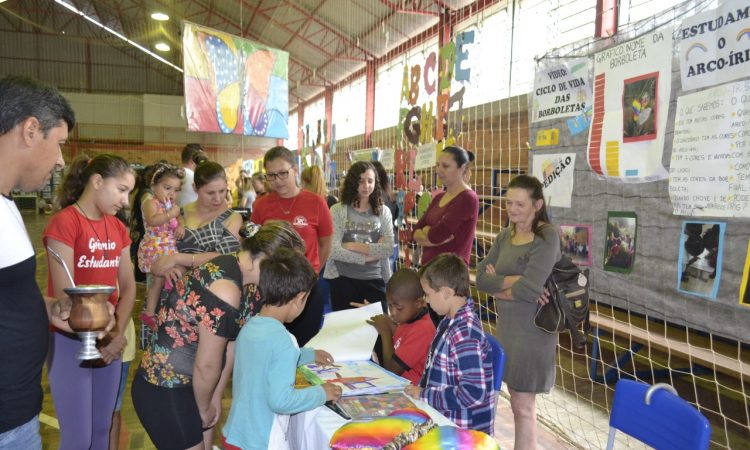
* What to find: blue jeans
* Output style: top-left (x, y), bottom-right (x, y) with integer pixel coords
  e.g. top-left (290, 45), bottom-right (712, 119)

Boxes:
top-left (0, 415), bottom-right (42, 450)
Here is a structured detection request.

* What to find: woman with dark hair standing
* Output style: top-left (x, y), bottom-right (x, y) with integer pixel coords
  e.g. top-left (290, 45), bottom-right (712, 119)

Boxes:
top-left (252, 146), bottom-right (333, 346)
top-left (476, 174), bottom-right (560, 450)
top-left (133, 221), bottom-right (304, 450)
top-left (151, 159), bottom-right (243, 284)
top-left (413, 146), bottom-right (478, 266)
top-left (324, 161), bottom-right (393, 311)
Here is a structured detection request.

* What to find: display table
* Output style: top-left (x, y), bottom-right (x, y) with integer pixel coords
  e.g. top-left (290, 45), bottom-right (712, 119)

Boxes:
top-left (289, 397), bottom-right (453, 450)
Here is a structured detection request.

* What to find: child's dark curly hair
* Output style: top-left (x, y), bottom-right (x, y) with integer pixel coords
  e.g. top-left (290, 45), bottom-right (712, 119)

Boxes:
top-left (339, 161), bottom-right (382, 215)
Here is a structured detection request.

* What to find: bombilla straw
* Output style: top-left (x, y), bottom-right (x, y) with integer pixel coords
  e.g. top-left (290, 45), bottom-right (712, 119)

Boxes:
top-left (46, 247), bottom-right (76, 288)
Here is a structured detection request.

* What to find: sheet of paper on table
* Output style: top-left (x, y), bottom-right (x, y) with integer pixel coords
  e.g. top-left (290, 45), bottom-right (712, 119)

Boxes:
top-left (304, 301), bottom-right (383, 362)
top-left (337, 392), bottom-right (417, 419)
top-left (299, 360), bottom-right (410, 397)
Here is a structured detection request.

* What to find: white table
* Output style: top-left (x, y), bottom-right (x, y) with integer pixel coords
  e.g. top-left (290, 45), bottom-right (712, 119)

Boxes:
top-left (289, 397), bottom-right (453, 450)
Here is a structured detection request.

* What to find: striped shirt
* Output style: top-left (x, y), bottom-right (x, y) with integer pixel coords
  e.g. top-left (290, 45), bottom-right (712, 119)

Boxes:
top-left (419, 298), bottom-right (495, 434)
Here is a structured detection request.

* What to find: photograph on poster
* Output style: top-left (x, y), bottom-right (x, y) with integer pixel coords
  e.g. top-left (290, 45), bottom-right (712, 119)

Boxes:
top-left (739, 241), bottom-right (750, 307)
top-left (604, 212), bottom-right (637, 273)
top-left (622, 73), bottom-right (657, 142)
top-left (560, 224), bottom-right (592, 267)
top-left (677, 221), bottom-right (725, 299)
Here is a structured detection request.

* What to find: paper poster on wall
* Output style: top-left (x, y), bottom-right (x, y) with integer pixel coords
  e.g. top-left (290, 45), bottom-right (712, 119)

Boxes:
top-left (677, 221), bottom-right (725, 299)
top-left (740, 241), bottom-right (750, 307)
top-left (678, 0), bottom-right (750, 91)
top-left (535, 129), bottom-right (559, 146)
top-left (414, 142), bottom-right (437, 170)
top-left (668, 79), bottom-right (750, 217)
top-left (182, 22), bottom-right (289, 138)
top-left (604, 211), bottom-right (637, 274)
top-left (532, 58), bottom-right (592, 123)
top-left (587, 27), bottom-right (672, 182)
top-left (352, 149), bottom-right (374, 162)
top-left (560, 224), bottom-right (593, 267)
top-left (532, 153), bottom-right (576, 208)
top-left (379, 148), bottom-right (395, 170)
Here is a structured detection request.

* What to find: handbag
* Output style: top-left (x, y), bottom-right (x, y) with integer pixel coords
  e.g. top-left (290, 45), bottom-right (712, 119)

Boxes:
top-left (533, 254), bottom-right (591, 348)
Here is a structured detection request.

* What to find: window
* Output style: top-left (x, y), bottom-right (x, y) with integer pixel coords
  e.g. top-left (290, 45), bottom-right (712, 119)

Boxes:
top-left (332, 75), bottom-right (366, 139)
top-left (302, 97), bottom-right (325, 147)
top-left (284, 112), bottom-right (298, 150)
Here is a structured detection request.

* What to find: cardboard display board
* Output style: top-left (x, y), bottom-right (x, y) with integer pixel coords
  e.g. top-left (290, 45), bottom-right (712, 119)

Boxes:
top-left (528, 1), bottom-right (750, 343)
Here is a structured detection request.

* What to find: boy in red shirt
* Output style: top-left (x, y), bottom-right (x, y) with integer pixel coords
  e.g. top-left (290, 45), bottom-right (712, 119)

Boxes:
top-left (366, 268), bottom-right (436, 384)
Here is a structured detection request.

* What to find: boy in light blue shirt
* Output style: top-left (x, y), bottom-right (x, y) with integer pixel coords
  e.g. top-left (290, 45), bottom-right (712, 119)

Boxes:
top-left (223, 248), bottom-right (342, 450)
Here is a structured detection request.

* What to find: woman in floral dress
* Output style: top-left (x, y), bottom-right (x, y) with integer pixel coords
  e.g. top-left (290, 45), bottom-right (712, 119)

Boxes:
top-left (131, 221), bottom-right (304, 450)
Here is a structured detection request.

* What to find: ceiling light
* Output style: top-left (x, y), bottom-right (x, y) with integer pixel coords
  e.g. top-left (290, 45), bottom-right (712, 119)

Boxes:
top-left (155, 42), bottom-right (170, 52)
top-left (53, 0), bottom-right (182, 72)
top-left (151, 12), bottom-right (169, 21)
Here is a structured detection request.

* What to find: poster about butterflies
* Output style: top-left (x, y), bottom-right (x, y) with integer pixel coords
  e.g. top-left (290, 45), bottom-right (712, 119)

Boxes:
top-left (182, 21), bottom-right (289, 138)
top-left (587, 26), bottom-right (672, 183)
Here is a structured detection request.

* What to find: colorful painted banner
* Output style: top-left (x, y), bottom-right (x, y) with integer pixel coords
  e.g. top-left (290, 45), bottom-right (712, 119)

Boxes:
top-left (532, 153), bottom-right (576, 208)
top-left (668, 79), bottom-right (750, 217)
top-left (678, 0), bottom-right (750, 91)
top-left (532, 58), bottom-right (592, 123)
top-left (182, 22), bottom-right (289, 138)
top-left (587, 27), bottom-right (672, 182)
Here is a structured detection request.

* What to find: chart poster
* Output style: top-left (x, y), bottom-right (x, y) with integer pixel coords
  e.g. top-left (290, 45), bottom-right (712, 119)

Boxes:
top-left (668, 79), bottom-right (750, 217)
top-left (532, 58), bottom-right (592, 123)
top-left (379, 148), bottom-right (395, 170)
top-left (677, 221), bottom-right (725, 300)
top-left (532, 153), bottom-right (576, 208)
top-left (414, 142), bottom-right (437, 170)
top-left (740, 240), bottom-right (750, 307)
top-left (587, 27), bottom-right (672, 182)
top-left (604, 211), bottom-right (637, 274)
top-left (560, 224), bottom-right (593, 267)
top-left (182, 22), bottom-right (289, 138)
top-left (352, 149), bottom-right (375, 162)
top-left (679, 0), bottom-right (750, 91)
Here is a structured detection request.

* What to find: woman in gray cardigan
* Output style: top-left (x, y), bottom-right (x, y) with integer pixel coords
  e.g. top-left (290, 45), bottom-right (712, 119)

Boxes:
top-left (476, 174), bottom-right (560, 450)
top-left (324, 161), bottom-right (393, 312)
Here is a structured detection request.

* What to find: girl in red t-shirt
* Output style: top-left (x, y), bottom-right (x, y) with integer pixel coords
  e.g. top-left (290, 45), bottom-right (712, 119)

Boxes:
top-left (43, 154), bottom-right (136, 450)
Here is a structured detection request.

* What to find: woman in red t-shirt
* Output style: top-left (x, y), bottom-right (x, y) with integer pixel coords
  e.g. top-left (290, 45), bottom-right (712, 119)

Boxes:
top-left (44, 154), bottom-right (136, 450)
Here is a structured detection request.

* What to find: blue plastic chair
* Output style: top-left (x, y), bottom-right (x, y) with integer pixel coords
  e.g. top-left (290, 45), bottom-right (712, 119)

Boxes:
top-left (606, 379), bottom-right (711, 450)
top-left (485, 334), bottom-right (505, 391)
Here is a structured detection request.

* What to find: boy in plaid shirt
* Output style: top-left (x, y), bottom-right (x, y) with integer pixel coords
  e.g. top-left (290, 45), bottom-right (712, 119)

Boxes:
top-left (404, 253), bottom-right (495, 434)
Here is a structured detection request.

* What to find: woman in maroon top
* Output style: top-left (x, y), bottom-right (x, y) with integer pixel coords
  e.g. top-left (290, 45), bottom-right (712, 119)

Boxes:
top-left (413, 146), bottom-right (478, 266)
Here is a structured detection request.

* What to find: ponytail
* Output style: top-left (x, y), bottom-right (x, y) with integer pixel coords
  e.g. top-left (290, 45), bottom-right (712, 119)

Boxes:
top-left (56, 153), bottom-right (131, 209)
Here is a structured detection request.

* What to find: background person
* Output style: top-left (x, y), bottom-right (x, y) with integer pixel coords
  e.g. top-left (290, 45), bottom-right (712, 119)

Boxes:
top-left (44, 154), bottom-right (137, 450)
top-left (252, 146), bottom-right (333, 346)
top-left (324, 161), bottom-right (393, 312)
top-left (301, 165), bottom-right (337, 208)
top-left (476, 174), bottom-right (560, 450)
top-left (413, 146), bottom-right (478, 267)
top-left (177, 143), bottom-right (204, 207)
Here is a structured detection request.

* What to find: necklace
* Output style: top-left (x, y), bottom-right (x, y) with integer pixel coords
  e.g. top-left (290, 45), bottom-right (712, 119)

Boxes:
top-left (279, 193), bottom-right (300, 215)
top-left (76, 201), bottom-right (111, 258)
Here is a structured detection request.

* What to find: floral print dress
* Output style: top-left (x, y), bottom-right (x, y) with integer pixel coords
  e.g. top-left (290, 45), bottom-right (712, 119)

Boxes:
top-left (137, 254), bottom-right (255, 388)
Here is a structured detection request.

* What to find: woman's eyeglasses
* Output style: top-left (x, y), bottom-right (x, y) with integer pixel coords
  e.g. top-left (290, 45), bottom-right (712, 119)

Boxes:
top-left (265, 170), bottom-right (291, 181)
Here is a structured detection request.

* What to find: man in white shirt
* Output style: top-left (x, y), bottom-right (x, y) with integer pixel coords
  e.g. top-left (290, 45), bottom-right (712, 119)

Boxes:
top-left (0, 75), bottom-right (113, 450)
top-left (177, 143), bottom-right (204, 207)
